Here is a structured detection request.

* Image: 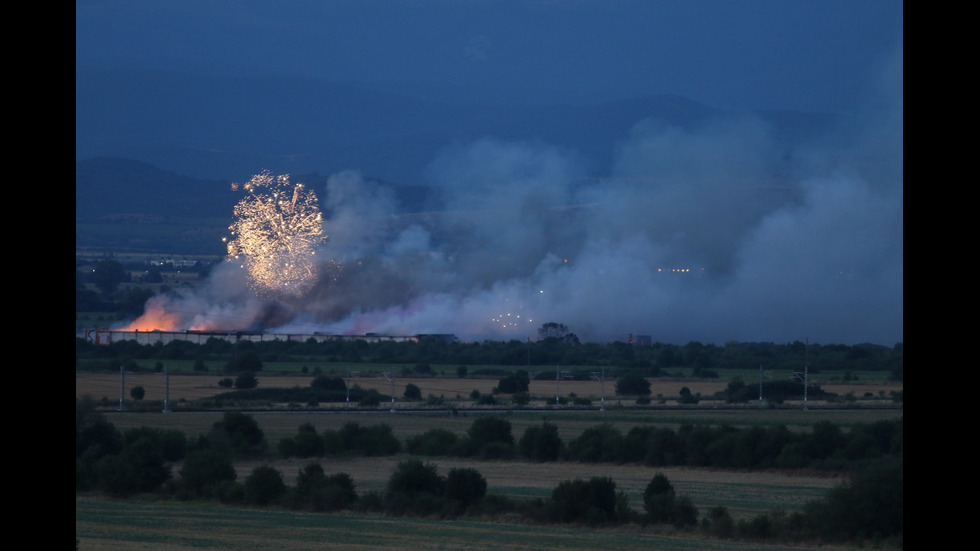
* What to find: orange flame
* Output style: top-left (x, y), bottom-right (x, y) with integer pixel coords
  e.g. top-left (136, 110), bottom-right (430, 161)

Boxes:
top-left (120, 302), bottom-right (183, 332)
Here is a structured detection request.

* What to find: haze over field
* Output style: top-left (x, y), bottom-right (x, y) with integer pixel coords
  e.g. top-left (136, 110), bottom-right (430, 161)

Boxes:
top-left (78, 1), bottom-right (903, 345)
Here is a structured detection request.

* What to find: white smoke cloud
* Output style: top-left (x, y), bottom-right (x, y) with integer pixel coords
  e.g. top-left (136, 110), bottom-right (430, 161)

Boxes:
top-left (135, 49), bottom-right (902, 346)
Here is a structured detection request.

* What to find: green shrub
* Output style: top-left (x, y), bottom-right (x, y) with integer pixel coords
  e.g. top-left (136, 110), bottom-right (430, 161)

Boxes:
top-left (519, 422), bottom-right (562, 462)
top-left (406, 428), bottom-right (458, 456)
top-left (244, 465), bottom-right (286, 506)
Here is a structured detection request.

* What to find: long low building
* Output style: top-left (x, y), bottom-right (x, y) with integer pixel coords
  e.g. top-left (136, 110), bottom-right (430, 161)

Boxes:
top-left (80, 329), bottom-right (448, 346)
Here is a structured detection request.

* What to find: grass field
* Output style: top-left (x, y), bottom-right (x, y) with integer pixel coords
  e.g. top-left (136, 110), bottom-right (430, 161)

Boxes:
top-left (76, 495), bottom-right (865, 551)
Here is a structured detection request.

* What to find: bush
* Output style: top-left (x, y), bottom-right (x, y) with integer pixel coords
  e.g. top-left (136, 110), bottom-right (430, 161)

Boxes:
top-left (278, 423), bottom-right (324, 458)
top-left (444, 467), bottom-right (487, 507)
top-left (406, 428), bottom-right (458, 456)
top-left (466, 417), bottom-right (514, 458)
top-left (643, 472), bottom-right (698, 527)
top-left (244, 465), bottom-right (286, 506)
top-left (494, 371), bottom-right (530, 394)
top-left (643, 472), bottom-right (676, 523)
top-left (678, 386), bottom-right (700, 404)
top-left (803, 456), bottom-right (903, 543)
top-left (702, 506), bottom-right (735, 538)
top-left (387, 459), bottom-right (444, 499)
top-left (338, 422), bottom-right (401, 456)
top-left (179, 449), bottom-right (236, 497)
top-left (209, 412), bottom-right (266, 458)
top-left (234, 371), bottom-right (258, 389)
top-left (403, 383), bottom-right (422, 400)
top-left (566, 423), bottom-right (623, 463)
top-left (550, 477), bottom-right (620, 524)
top-left (519, 422), bottom-right (562, 462)
top-left (310, 375), bottom-right (346, 391)
top-left (615, 374), bottom-right (651, 396)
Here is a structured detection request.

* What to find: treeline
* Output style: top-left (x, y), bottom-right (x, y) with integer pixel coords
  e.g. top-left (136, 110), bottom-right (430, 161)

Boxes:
top-left (75, 336), bottom-right (904, 380)
top-left (77, 399), bottom-right (902, 547)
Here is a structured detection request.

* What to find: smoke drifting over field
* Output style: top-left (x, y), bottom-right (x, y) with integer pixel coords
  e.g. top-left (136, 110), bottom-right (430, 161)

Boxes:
top-left (129, 53), bottom-right (902, 346)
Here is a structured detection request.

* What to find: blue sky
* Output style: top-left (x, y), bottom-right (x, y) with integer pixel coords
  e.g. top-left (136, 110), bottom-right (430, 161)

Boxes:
top-left (76, 1), bottom-right (902, 112)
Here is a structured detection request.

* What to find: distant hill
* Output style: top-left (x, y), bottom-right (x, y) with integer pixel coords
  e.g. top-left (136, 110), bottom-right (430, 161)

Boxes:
top-left (76, 65), bottom-right (834, 255)
top-left (75, 157), bottom-right (235, 220)
top-left (77, 65), bottom-right (834, 184)
top-left (74, 158), bottom-right (435, 256)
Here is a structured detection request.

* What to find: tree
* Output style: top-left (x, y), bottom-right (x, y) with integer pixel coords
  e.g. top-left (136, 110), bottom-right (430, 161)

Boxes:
top-left (210, 411), bottom-right (266, 457)
top-left (93, 259), bottom-right (126, 297)
top-left (678, 386), bottom-right (700, 404)
top-left (550, 477), bottom-right (620, 524)
top-left (494, 370), bottom-right (530, 394)
top-left (295, 463), bottom-right (357, 512)
top-left (519, 422), bottom-right (562, 462)
top-left (643, 473), bottom-right (676, 523)
top-left (444, 467), bottom-right (487, 507)
top-left (234, 371), bottom-right (258, 389)
top-left (615, 374), bottom-right (651, 396)
top-left (643, 472), bottom-right (698, 527)
top-left (278, 423), bottom-right (324, 458)
top-left (403, 383), bottom-right (422, 400)
top-left (179, 448), bottom-right (236, 497)
top-left (386, 459), bottom-right (444, 499)
top-left (538, 322), bottom-right (579, 344)
top-left (225, 350), bottom-right (263, 373)
top-left (310, 375), bottom-right (346, 391)
top-left (244, 465), bottom-right (286, 506)
top-left (803, 456), bottom-right (903, 542)
top-left (130, 386), bottom-right (145, 400)
top-left (406, 428), bottom-right (459, 456)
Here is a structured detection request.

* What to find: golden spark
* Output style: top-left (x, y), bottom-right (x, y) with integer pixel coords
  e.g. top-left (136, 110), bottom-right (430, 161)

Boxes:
top-left (226, 171), bottom-right (327, 296)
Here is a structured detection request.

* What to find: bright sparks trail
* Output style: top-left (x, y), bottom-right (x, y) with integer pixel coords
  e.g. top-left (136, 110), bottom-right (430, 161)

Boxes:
top-left (225, 171), bottom-right (327, 297)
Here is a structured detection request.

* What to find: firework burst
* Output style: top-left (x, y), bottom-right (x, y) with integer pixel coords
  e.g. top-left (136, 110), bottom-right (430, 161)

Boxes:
top-left (225, 171), bottom-right (328, 296)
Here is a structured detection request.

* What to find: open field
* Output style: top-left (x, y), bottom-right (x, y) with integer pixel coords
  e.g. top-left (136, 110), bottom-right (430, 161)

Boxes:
top-left (76, 496), bottom-right (866, 551)
top-left (76, 372), bottom-right (903, 409)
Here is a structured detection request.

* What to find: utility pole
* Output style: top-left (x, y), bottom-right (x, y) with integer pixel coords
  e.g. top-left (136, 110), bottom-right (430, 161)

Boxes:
top-left (758, 364), bottom-right (763, 403)
top-left (119, 365), bottom-right (125, 411)
top-left (380, 372), bottom-right (396, 413)
top-left (344, 369), bottom-right (359, 408)
top-left (793, 339), bottom-right (810, 411)
top-left (163, 366), bottom-right (171, 413)
top-left (591, 366), bottom-right (606, 411)
top-left (554, 365), bottom-right (570, 408)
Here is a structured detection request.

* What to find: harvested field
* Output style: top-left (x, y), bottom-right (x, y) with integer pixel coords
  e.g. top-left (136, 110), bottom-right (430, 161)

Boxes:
top-left (76, 372), bottom-right (902, 406)
top-left (230, 455), bottom-right (842, 521)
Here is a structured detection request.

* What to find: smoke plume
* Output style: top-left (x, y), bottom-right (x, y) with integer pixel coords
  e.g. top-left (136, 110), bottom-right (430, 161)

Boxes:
top-left (126, 52), bottom-right (902, 346)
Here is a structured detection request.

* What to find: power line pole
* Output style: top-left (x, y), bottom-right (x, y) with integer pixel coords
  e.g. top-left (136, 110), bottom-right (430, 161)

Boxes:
top-left (591, 366), bottom-right (606, 411)
top-left (344, 369), bottom-right (359, 408)
top-left (554, 365), bottom-right (570, 408)
top-left (380, 372), bottom-right (396, 413)
top-left (163, 366), bottom-right (171, 413)
top-left (793, 339), bottom-right (810, 411)
top-left (118, 365), bottom-right (125, 411)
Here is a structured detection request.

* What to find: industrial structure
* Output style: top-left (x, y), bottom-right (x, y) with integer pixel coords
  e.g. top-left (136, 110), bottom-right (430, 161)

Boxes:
top-left (82, 329), bottom-right (456, 346)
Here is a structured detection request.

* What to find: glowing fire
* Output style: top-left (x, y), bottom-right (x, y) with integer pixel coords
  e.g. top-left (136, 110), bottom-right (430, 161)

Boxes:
top-left (121, 300), bottom-right (183, 331)
top-left (225, 171), bottom-right (328, 296)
